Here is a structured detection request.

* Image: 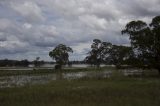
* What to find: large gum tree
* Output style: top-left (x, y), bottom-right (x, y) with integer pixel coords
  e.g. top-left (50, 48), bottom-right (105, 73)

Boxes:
top-left (49, 44), bottom-right (73, 69)
top-left (122, 16), bottom-right (160, 74)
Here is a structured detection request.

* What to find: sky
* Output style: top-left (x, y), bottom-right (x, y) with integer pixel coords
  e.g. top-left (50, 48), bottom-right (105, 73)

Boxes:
top-left (0, 0), bottom-right (160, 61)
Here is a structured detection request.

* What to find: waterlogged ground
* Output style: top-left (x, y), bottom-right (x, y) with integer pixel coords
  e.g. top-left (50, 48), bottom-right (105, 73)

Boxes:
top-left (0, 64), bottom-right (110, 70)
top-left (0, 69), bottom-right (145, 88)
top-left (0, 71), bottom-right (113, 88)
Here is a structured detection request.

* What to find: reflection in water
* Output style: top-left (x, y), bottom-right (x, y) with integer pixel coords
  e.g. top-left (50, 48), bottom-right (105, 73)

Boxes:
top-left (0, 69), bottom-right (143, 88)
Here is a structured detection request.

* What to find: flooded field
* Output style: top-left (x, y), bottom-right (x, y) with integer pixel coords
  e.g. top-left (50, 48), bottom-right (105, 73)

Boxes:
top-left (0, 69), bottom-right (144, 88)
top-left (0, 71), bottom-right (112, 88)
top-left (0, 64), bottom-right (113, 71)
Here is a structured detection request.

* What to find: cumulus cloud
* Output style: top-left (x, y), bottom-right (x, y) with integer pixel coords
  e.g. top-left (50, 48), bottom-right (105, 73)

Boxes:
top-left (0, 32), bottom-right (7, 41)
top-left (0, 0), bottom-right (160, 60)
top-left (0, 18), bottom-right (13, 30)
top-left (10, 1), bottom-right (45, 23)
top-left (79, 15), bottom-right (107, 30)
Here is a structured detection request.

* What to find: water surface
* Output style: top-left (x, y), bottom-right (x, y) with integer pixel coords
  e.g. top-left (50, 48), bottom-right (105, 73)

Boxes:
top-left (0, 70), bottom-right (112, 88)
top-left (0, 69), bottom-right (145, 88)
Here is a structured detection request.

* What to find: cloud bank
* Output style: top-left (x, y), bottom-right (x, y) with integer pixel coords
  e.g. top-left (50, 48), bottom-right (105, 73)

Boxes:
top-left (0, 0), bottom-right (160, 60)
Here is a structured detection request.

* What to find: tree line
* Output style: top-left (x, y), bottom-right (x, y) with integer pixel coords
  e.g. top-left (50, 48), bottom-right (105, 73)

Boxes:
top-left (0, 16), bottom-right (159, 73)
top-left (0, 59), bottom-right (30, 67)
top-left (49, 16), bottom-right (160, 73)
top-left (84, 39), bottom-right (133, 68)
top-left (0, 59), bottom-right (45, 67)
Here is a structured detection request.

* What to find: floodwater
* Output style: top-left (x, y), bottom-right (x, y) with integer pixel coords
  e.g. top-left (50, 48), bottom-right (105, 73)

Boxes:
top-left (0, 71), bottom-right (112, 88)
top-left (0, 64), bottom-right (111, 71)
top-left (34, 64), bottom-right (108, 68)
top-left (29, 64), bottom-right (91, 68)
top-left (0, 69), bottom-right (144, 88)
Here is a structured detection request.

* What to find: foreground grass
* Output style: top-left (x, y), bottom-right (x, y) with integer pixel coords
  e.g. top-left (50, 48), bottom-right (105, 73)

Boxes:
top-left (0, 77), bottom-right (160, 106)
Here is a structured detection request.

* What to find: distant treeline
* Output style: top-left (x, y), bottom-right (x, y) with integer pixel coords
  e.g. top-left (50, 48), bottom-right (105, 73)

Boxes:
top-left (0, 59), bottom-right (30, 67)
top-left (0, 59), bottom-right (87, 67)
top-left (0, 59), bottom-right (46, 67)
top-left (69, 60), bottom-right (86, 64)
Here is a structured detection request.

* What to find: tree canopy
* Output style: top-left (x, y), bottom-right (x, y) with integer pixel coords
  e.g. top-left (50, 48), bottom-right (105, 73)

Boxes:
top-left (49, 44), bottom-right (73, 69)
top-left (85, 39), bottom-right (131, 68)
top-left (85, 39), bottom-right (111, 67)
top-left (122, 15), bottom-right (160, 72)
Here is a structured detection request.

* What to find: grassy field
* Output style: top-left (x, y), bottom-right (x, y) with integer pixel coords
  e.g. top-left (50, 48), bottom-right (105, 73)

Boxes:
top-left (0, 76), bottom-right (160, 106)
top-left (0, 67), bottom-right (160, 106)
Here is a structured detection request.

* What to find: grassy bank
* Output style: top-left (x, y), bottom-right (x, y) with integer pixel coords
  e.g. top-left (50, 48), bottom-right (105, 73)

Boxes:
top-left (0, 77), bottom-right (160, 106)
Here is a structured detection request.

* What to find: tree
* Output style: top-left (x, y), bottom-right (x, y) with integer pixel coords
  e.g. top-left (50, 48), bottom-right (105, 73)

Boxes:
top-left (150, 16), bottom-right (160, 72)
top-left (85, 39), bottom-right (112, 68)
top-left (49, 44), bottom-right (73, 69)
top-left (108, 45), bottom-right (133, 68)
top-left (19, 59), bottom-right (29, 67)
top-left (85, 39), bottom-right (133, 68)
top-left (122, 16), bottom-right (160, 73)
top-left (34, 57), bottom-right (40, 67)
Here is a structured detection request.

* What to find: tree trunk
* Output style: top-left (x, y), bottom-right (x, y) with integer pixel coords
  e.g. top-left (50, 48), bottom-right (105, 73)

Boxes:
top-left (158, 68), bottom-right (160, 75)
top-left (97, 64), bottom-right (100, 68)
top-left (55, 64), bottom-right (62, 70)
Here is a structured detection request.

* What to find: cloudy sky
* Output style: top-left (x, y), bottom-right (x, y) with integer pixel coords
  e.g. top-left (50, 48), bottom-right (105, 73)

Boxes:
top-left (0, 0), bottom-right (160, 61)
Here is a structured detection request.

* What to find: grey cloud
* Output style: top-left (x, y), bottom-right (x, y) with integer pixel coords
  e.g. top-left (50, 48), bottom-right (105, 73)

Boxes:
top-left (0, 0), bottom-right (160, 60)
top-left (10, 1), bottom-right (45, 23)
top-left (114, 0), bottom-right (160, 17)
top-left (0, 40), bottom-right (29, 54)
top-left (0, 31), bottom-right (7, 42)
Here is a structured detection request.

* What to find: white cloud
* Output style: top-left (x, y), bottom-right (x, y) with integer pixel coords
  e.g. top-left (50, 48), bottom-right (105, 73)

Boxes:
top-left (0, 18), bottom-right (13, 30)
top-left (0, 0), bottom-right (160, 60)
top-left (79, 15), bottom-right (107, 30)
top-left (0, 40), bottom-right (29, 54)
top-left (23, 23), bottom-right (32, 29)
top-left (10, 1), bottom-right (45, 23)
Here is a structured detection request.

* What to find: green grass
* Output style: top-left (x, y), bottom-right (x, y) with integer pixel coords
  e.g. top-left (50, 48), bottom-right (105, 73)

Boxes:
top-left (0, 67), bottom-right (160, 106)
top-left (0, 77), bottom-right (160, 106)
